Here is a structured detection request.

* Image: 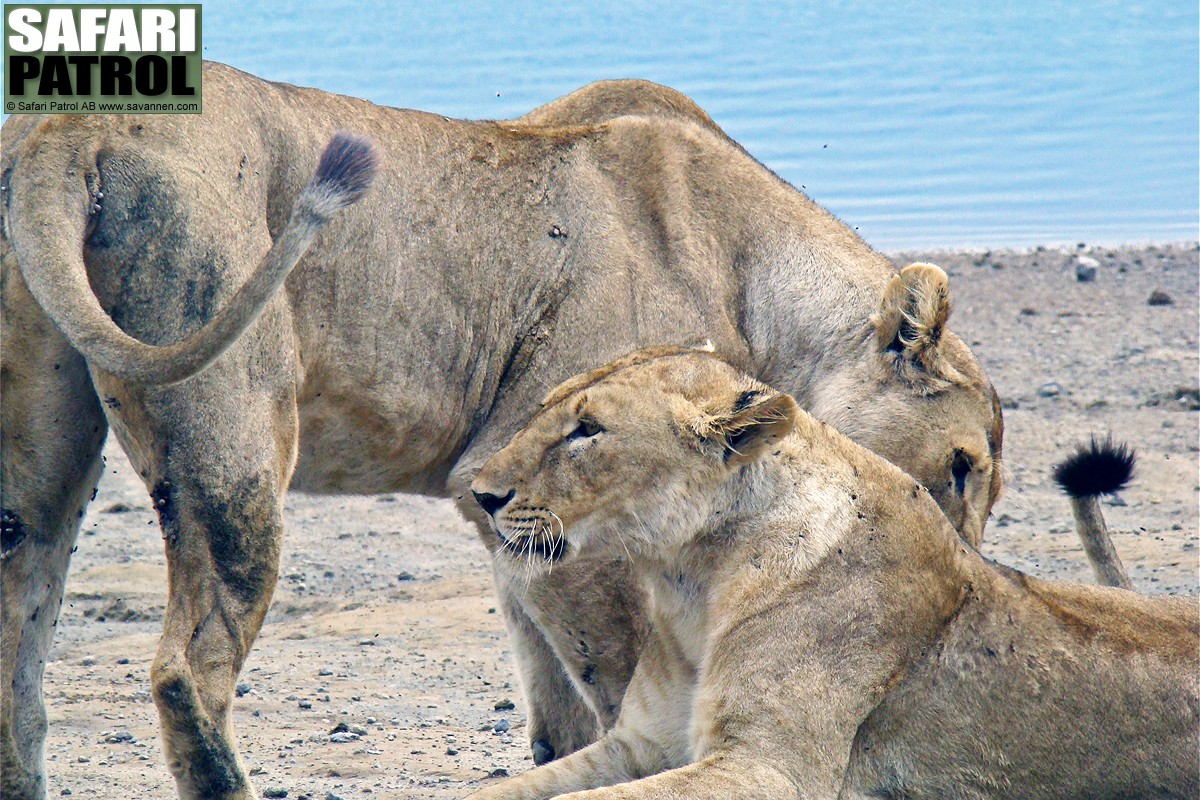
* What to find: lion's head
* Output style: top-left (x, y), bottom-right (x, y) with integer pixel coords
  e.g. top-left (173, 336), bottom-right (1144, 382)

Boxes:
top-left (472, 347), bottom-right (802, 565)
top-left (803, 263), bottom-right (1003, 548)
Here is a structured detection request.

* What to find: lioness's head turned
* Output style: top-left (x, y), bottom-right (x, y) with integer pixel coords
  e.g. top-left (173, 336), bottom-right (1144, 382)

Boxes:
top-left (472, 347), bottom-right (798, 566)
top-left (807, 263), bottom-right (1003, 548)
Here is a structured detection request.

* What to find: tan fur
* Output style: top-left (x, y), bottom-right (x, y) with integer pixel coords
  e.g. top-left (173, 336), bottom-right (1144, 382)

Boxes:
top-left (2, 68), bottom-right (1002, 798)
top-left (470, 349), bottom-right (1199, 800)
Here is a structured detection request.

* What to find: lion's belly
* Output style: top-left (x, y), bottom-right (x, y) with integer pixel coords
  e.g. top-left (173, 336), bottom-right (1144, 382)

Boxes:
top-left (288, 346), bottom-right (478, 496)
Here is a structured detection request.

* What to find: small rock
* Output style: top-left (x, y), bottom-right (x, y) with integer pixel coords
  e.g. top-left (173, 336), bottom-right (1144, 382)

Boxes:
top-left (1147, 290), bottom-right (1174, 306)
top-left (493, 719), bottom-right (511, 734)
top-left (80, 656), bottom-right (97, 667)
top-left (318, 668), bottom-right (334, 676)
top-left (116, 658), bottom-right (130, 665)
top-left (298, 700), bottom-right (312, 709)
top-left (263, 789), bottom-right (288, 799)
top-left (446, 746), bottom-right (459, 755)
top-left (493, 699), bottom-right (515, 711)
top-left (489, 768), bottom-right (510, 779)
top-left (1037, 382), bottom-right (1062, 398)
top-left (329, 722), bottom-right (350, 734)
top-left (396, 571), bottom-right (416, 582)
top-left (103, 730), bottom-right (135, 744)
top-left (329, 732), bottom-right (360, 743)
top-left (1073, 255), bottom-right (1099, 282)
top-left (1018, 307), bottom-right (1037, 316)
top-left (235, 683), bottom-right (251, 697)
top-left (61, 790), bottom-right (72, 796)
top-left (102, 502), bottom-right (133, 514)
top-left (326, 793), bottom-right (346, 800)
top-left (350, 725), bottom-right (369, 736)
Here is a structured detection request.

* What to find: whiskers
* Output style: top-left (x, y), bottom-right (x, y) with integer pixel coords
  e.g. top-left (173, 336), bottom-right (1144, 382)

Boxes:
top-left (496, 508), bottom-right (568, 590)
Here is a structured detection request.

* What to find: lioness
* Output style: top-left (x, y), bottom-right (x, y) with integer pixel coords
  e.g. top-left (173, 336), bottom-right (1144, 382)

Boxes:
top-left (469, 347), bottom-right (1199, 800)
top-left (1, 68), bottom-right (1002, 798)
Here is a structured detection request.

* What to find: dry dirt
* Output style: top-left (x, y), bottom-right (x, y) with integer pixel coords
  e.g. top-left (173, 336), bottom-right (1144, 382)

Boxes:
top-left (39, 242), bottom-right (1199, 799)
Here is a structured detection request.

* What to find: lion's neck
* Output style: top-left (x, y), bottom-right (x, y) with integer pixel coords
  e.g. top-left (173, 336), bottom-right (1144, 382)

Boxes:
top-left (702, 432), bottom-right (861, 577)
top-left (636, 436), bottom-right (858, 662)
top-left (737, 227), bottom-right (893, 408)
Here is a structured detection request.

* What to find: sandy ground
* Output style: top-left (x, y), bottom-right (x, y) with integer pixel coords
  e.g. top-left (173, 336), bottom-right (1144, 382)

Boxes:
top-left (38, 242), bottom-right (1198, 799)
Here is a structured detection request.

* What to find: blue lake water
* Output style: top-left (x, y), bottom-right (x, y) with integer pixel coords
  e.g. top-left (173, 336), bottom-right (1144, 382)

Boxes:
top-left (34, 2), bottom-right (1200, 249)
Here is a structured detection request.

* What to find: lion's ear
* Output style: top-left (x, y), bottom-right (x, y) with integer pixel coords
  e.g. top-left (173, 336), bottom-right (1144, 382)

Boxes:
top-left (708, 388), bottom-right (800, 467)
top-left (873, 262), bottom-right (951, 372)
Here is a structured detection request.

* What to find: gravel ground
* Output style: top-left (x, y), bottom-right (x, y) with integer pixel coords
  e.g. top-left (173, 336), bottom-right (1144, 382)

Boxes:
top-left (38, 242), bottom-right (1199, 799)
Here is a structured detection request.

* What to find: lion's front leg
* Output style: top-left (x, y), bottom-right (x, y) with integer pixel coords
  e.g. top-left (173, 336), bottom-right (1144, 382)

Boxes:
top-left (492, 552), bottom-right (650, 762)
top-left (466, 729), bottom-right (668, 800)
top-left (551, 754), bottom-right (800, 800)
top-left (494, 574), bottom-right (602, 763)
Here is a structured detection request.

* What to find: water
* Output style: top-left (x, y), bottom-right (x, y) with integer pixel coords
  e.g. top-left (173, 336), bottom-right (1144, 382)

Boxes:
top-left (30, 2), bottom-right (1200, 249)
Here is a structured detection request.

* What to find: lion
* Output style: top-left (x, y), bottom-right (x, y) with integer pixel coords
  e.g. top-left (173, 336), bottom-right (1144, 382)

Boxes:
top-left (468, 347), bottom-right (1199, 800)
top-left (1, 67), bottom-right (1002, 798)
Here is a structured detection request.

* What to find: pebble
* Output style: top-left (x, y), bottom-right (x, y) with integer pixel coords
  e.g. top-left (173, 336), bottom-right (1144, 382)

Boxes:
top-left (326, 794), bottom-right (346, 800)
top-left (103, 731), bottom-right (135, 744)
top-left (263, 789), bottom-right (288, 798)
top-left (493, 719), bottom-right (510, 733)
top-left (446, 746), bottom-right (459, 756)
top-left (1036, 382), bottom-right (1062, 398)
top-left (235, 683), bottom-right (251, 697)
top-left (396, 571), bottom-right (416, 581)
top-left (298, 700), bottom-right (312, 709)
top-left (318, 668), bottom-right (334, 676)
top-left (1073, 255), bottom-right (1099, 282)
top-left (493, 699), bottom-right (515, 711)
top-left (1147, 289), bottom-right (1174, 306)
top-left (329, 732), bottom-right (360, 743)
top-left (488, 768), bottom-right (510, 778)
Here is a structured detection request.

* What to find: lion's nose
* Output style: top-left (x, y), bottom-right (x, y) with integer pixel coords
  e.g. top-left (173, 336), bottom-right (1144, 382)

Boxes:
top-left (473, 488), bottom-right (515, 517)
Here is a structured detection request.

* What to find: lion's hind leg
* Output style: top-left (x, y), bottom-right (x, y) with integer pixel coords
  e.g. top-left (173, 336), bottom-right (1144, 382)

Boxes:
top-left (116, 368), bottom-right (298, 800)
top-left (1, 265), bottom-right (107, 800)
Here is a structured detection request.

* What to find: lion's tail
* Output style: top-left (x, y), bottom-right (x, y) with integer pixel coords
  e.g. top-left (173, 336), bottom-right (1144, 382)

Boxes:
top-left (6, 130), bottom-right (377, 385)
top-left (1053, 437), bottom-right (1135, 590)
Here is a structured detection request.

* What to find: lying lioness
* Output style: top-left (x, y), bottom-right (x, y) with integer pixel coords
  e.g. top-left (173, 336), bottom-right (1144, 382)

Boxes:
top-left (469, 346), bottom-right (1199, 800)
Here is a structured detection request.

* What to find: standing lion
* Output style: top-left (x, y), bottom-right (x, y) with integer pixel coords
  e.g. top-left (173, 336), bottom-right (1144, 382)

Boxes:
top-left (1, 68), bottom-right (1002, 799)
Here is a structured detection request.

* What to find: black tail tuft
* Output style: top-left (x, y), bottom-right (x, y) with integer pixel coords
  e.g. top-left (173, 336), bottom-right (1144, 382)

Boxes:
top-left (312, 130), bottom-right (379, 207)
top-left (1053, 436), bottom-right (1136, 499)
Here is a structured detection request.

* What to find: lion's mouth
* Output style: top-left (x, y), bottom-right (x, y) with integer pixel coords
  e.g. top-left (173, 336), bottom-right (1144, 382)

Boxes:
top-left (496, 529), bottom-right (567, 563)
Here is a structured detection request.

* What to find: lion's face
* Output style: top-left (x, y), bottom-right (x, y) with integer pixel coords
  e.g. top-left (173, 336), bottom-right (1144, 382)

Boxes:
top-left (806, 263), bottom-right (1003, 548)
top-left (472, 349), bottom-right (796, 566)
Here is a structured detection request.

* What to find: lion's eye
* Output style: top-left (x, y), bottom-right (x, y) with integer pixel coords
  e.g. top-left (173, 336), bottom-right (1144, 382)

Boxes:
top-left (568, 418), bottom-right (604, 441)
top-left (951, 450), bottom-right (973, 494)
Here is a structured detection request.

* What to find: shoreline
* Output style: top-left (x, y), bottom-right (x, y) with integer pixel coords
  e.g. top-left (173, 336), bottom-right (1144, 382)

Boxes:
top-left (42, 241), bottom-right (1199, 798)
